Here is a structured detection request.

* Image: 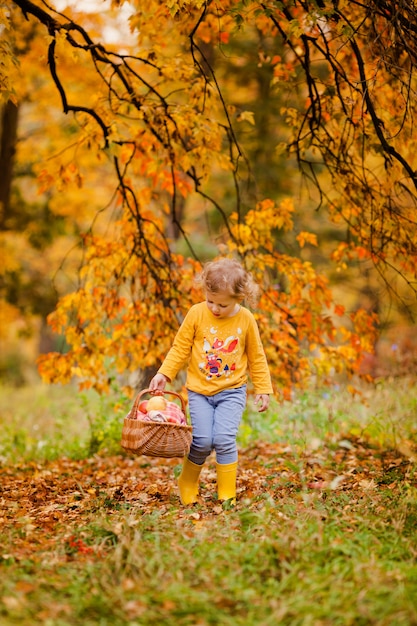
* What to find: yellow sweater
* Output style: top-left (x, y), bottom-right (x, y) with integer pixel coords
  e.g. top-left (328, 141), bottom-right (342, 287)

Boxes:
top-left (158, 302), bottom-right (273, 396)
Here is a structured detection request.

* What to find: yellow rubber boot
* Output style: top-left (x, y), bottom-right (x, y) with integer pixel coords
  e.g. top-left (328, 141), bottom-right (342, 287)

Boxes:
top-left (216, 461), bottom-right (238, 504)
top-left (178, 458), bottom-right (203, 505)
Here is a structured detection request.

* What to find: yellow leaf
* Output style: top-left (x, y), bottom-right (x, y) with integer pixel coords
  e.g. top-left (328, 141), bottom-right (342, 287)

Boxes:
top-left (296, 232), bottom-right (318, 248)
top-left (237, 110), bottom-right (255, 125)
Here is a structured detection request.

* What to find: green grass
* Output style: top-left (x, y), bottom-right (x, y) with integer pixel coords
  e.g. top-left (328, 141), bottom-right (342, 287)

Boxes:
top-left (241, 377), bottom-right (417, 455)
top-left (1, 378), bottom-right (417, 625)
top-left (0, 382), bottom-right (130, 462)
top-left (2, 490), bottom-right (417, 625)
top-left (1, 377), bottom-right (416, 463)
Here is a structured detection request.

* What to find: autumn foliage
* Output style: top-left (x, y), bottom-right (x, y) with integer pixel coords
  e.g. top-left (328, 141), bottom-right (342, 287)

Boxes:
top-left (2, 0), bottom-right (417, 394)
top-left (36, 196), bottom-right (377, 398)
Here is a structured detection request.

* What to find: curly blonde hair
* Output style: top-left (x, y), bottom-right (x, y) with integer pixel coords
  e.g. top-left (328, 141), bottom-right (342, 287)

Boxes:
top-left (196, 258), bottom-right (260, 308)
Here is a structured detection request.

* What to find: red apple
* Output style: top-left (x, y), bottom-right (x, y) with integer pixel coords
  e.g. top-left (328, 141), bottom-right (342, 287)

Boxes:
top-left (138, 400), bottom-right (148, 413)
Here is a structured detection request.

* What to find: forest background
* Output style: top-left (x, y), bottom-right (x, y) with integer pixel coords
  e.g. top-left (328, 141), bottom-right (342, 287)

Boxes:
top-left (1, 2), bottom-right (417, 625)
top-left (1, 0), bottom-right (417, 396)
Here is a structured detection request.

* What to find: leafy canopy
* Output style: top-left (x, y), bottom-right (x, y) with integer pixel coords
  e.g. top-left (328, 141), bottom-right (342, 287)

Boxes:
top-left (3, 0), bottom-right (417, 395)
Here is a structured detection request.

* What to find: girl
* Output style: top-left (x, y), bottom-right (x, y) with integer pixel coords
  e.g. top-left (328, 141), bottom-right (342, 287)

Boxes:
top-left (149, 258), bottom-right (273, 505)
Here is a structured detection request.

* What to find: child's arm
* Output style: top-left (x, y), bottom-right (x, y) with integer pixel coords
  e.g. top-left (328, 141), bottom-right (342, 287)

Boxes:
top-left (149, 372), bottom-right (170, 391)
top-left (148, 305), bottom-right (197, 391)
top-left (245, 314), bottom-right (273, 403)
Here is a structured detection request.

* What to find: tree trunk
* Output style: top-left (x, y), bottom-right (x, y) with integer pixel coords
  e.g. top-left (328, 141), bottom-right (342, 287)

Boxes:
top-left (0, 100), bottom-right (19, 230)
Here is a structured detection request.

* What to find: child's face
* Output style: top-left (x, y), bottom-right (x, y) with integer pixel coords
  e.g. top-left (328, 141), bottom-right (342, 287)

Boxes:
top-left (205, 290), bottom-right (240, 319)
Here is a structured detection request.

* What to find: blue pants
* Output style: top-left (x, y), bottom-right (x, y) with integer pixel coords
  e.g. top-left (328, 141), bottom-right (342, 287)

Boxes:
top-left (187, 386), bottom-right (247, 465)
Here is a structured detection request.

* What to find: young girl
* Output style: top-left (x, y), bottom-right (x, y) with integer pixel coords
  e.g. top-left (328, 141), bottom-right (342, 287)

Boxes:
top-left (149, 258), bottom-right (273, 505)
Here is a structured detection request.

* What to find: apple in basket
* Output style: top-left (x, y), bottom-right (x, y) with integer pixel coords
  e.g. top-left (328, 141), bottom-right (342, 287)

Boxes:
top-left (147, 396), bottom-right (167, 412)
top-left (138, 400), bottom-right (148, 414)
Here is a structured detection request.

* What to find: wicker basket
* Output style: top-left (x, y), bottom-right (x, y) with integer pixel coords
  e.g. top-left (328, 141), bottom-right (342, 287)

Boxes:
top-left (121, 388), bottom-right (192, 458)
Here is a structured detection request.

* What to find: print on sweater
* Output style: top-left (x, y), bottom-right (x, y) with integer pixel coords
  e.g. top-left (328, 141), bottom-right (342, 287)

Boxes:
top-left (199, 327), bottom-right (242, 380)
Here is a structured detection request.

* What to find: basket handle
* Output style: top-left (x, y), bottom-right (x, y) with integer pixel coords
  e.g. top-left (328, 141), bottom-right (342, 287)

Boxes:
top-left (132, 388), bottom-right (187, 414)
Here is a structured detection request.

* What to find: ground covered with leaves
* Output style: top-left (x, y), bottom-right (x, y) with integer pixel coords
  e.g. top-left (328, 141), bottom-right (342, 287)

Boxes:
top-left (1, 436), bottom-right (417, 626)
